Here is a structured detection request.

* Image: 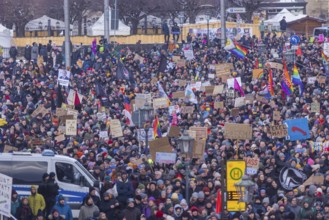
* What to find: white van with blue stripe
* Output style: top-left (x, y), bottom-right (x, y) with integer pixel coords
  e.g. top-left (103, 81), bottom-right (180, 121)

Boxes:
top-left (0, 150), bottom-right (100, 218)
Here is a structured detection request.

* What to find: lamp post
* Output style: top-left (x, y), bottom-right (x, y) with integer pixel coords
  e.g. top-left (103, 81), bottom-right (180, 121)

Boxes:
top-left (234, 175), bottom-right (256, 203)
top-left (132, 102), bottom-right (154, 153)
top-left (64, 0), bottom-right (71, 67)
top-left (176, 130), bottom-right (194, 203)
top-left (178, 13), bottom-right (184, 44)
top-left (258, 43), bottom-right (266, 68)
top-left (206, 13), bottom-right (210, 46)
top-left (220, 0), bottom-right (226, 48)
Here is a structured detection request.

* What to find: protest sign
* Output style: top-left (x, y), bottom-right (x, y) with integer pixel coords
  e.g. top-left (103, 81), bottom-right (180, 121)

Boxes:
top-left (214, 101), bottom-right (224, 109)
top-left (65, 119), bottom-right (77, 136)
top-left (204, 86), bottom-right (215, 95)
top-left (284, 118), bottom-right (310, 141)
top-left (55, 134), bottom-right (66, 143)
top-left (156, 152), bottom-right (177, 164)
top-left (58, 126), bottom-right (66, 134)
top-left (302, 174), bottom-right (324, 186)
top-left (168, 105), bottom-right (181, 115)
top-left (0, 173), bottom-right (12, 217)
top-left (59, 115), bottom-right (74, 125)
top-left (245, 157), bottom-right (260, 175)
top-left (311, 102), bottom-right (320, 113)
top-left (3, 145), bottom-right (18, 153)
top-left (227, 77), bottom-right (242, 89)
top-left (137, 129), bottom-right (154, 141)
top-left (96, 112), bottom-right (107, 121)
top-left (317, 75), bottom-right (326, 84)
top-left (67, 89), bottom-right (75, 106)
top-left (256, 95), bottom-right (269, 104)
top-left (179, 80), bottom-right (187, 87)
top-left (226, 90), bottom-right (235, 98)
top-left (31, 105), bottom-right (46, 118)
top-left (153, 98), bottom-right (169, 109)
top-left (181, 106), bottom-right (194, 114)
top-left (266, 62), bottom-right (283, 70)
top-left (99, 131), bottom-right (109, 138)
top-left (149, 137), bottom-right (172, 161)
top-left (189, 127), bottom-right (208, 139)
top-left (273, 111), bottom-right (281, 121)
top-left (110, 119), bottom-right (123, 138)
top-left (184, 50), bottom-right (194, 60)
top-left (67, 108), bottom-right (79, 119)
top-left (234, 97), bottom-right (245, 108)
top-left (168, 126), bottom-right (181, 138)
top-left (193, 139), bottom-right (206, 158)
top-left (172, 56), bottom-right (180, 63)
top-left (191, 81), bottom-right (202, 91)
top-left (307, 77), bottom-right (316, 84)
top-left (213, 85), bottom-right (224, 95)
top-left (269, 125), bottom-right (288, 138)
top-left (187, 130), bottom-right (197, 139)
top-left (252, 69), bottom-right (264, 79)
top-left (176, 59), bottom-right (186, 67)
top-left (244, 94), bottom-right (254, 104)
top-left (56, 108), bottom-right (67, 117)
top-left (224, 123), bottom-right (252, 140)
top-left (172, 91), bottom-right (185, 99)
top-left (136, 93), bottom-right (152, 103)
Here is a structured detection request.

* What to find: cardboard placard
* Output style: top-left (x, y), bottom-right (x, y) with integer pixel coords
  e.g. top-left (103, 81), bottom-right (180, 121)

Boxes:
top-left (172, 56), bottom-right (181, 63)
top-left (193, 139), bottom-right (206, 158)
top-left (4, 145), bottom-right (18, 152)
top-left (252, 69), bottom-right (264, 79)
top-left (302, 174), bottom-right (324, 186)
top-left (67, 108), bottom-right (79, 119)
top-left (214, 101), bottom-right (224, 109)
top-left (99, 131), bottom-right (109, 138)
top-left (187, 130), bottom-right (197, 139)
top-left (176, 59), bottom-right (186, 67)
top-left (311, 102), bottom-right (320, 113)
top-left (65, 119), bottom-right (77, 136)
top-left (189, 127), bottom-right (208, 139)
top-left (135, 93), bottom-right (152, 104)
top-left (245, 157), bottom-right (260, 175)
top-left (213, 85), bottom-right (224, 95)
top-left (224, 123), bottom-right (252, 140)
top-left (168, 126), bottom-right (181, 138)
top-left (266, 62), bottom-right (283, 70)
top-left (172, 91), bottom-right (185, 99)
top-left (30, 138), bottom-right (46, 146)
top-left (205, 86), bottom-right (215, 95)
top-left (256, 95), bottom-right (269, 104)
top-left (179, 80), bottom-right (187, 87)
top-left (269, 125), bottom-right (288, 138)
top-left (153, 98), bottom-right (169, 109)
top-left (317, 75), bottom-right (326, 84)
top-left (110, 119), bottom-right (123, 138)
top-left (156, 152), bottom-right (177, 164)
top-left (234, 97), bottom-right (245, 108)
top-left (58, 126), bottom-right (66, 134)
top-left (59, 115), bottom-right (74, 125)
top-left (231, 108), bottom-right (240, 117)
top-left (307, 77), bottom-right (316, 84)
top-left (55, 134), bottom-right (66, 142)
top-left (181, 106), bottom-right (194, 114)
top-left (31, 105), bottom-right (45, 118)
top-left (273, 111), bottom-right (281, 121)
top-left (149, 137), bottom-right (172, 161)
top-left (56, 108), bottom-right (67, 117)
top-left (244, 94), bottom-right (254, 104)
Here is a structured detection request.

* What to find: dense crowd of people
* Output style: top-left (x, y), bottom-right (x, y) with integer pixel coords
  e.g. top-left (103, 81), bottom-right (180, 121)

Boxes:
top-left (1, 29), bottom-right (329, 220)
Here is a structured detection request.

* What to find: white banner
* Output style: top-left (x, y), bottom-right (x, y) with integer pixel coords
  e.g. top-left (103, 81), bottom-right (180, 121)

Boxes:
top-left (0, 173), bottom-right (12, 217)
top-left (155, 152), bottom-right (176, 164)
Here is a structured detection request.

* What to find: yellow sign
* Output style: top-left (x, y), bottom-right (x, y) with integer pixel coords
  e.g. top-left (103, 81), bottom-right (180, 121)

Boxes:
top-left (226, 160), bottom-right (246, 191)
top-left (227, 201), bottom-right (246, 211)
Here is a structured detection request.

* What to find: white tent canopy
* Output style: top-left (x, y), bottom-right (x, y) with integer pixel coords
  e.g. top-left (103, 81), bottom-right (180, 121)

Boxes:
top-left (25, 15), bottom-right (73, 31)
top-left (0, 24), bottom-right (13, 48)
top-left (264, 8), bottom-right (306, 28)
top-left (88, 8), bottom-right (130, 36)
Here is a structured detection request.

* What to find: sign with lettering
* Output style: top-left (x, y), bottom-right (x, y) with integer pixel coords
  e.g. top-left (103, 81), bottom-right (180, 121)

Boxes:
top-left (65, 119), bottom-right (77, 136)
top-left (214, 101), bottom-right (224, 109)
top-left (273, 111), bottom-right (281, 121)
top-left (110, 119), bottom-right (123, 138)
top-left (224, 123), bottom-right (252, 140)
top-left (213, 85), bottom-right (224, 95)
top-left (311, 102), bottom-right (320, 113)
top-left (153, 98), bottom-right (169, 109)
top-left (269, 125), bottom-right (288, 138)
top-left (245, 157), bottom-right (260, 175)
top-left (0, 173), bottom-right (12, 217)
top-left (189, 127), bottom-right (208, 139)
top-left (181, 106), bottom-right (194, 114)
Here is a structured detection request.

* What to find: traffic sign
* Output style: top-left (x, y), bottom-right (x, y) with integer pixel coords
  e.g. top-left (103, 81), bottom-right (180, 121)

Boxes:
top-left (290, 35), bottom-right (300, 45)
top-left (226, 160), bottom-right (246, 191)
top-left (226, 7), bottom-right (246, 13)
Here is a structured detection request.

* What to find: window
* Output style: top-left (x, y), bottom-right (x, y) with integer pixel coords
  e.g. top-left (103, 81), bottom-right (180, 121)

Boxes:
top-left (314, 29), bottom-right (329, 37)
top-left (55, 162), bottom-right (85, 186)
top-left (0, 161), bottom-right (48, 185)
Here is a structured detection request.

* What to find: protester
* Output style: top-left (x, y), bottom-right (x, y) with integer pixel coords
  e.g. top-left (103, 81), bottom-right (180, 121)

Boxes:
top-left (51, 195), bottom-right (73, 220)
top-left (28, 185), bottom-right (46, 218)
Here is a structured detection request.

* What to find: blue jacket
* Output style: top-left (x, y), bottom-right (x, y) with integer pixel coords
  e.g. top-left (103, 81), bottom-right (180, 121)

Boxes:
top-left (51, 195), bottom-right (73, 220)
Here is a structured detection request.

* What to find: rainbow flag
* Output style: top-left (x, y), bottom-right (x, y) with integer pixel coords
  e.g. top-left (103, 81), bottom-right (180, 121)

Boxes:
top-left (321, 51), bottom-right (328, 63)
top-left (153, 116), bottom-right (162, 138)
top-left (268, 69), bottom-right (274, 96)
top-left (292, 64), bottom-right (304, 95)
top-left (281, 62), bottom-right (294, 96)
top-left (230, 42), bottom-right (248, 59)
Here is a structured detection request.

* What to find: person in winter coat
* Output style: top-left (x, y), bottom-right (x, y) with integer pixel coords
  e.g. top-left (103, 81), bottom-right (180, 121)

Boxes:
top-left (286, 197), bottom-right (301, 220)
top-left (16, 198), bottom-right (33, 220)
top-left (173, 204), bottom-right (183, 220)
top-left (171, 22), bottom-right (180, 42)
top-left (298, 200), bottom-right (315, 220)
top-left (162, 22), bottom-right (170, 44)
top-left (79, 195), bottom-right (100, 220)
top-left (98, 192), bottom-right (119, 220)
top-left (28, 185), bottom-right (46, 217)
top-left (11, 189), bottom-right (20, 217)
top-left (51, 195), bottom-right (73, 220)
top-left (38, 173), bottom-right (49, 200)
top-left (45, 172), bottom-right (59, 216)
top-left (121, 198), bottom-right (141, 220)
top-left (9, 46), bottom-right (18, 60)
top-left (31, 43), bottom-right (39, 62)
top-left (280, 16), bottom-right (287, 33)
top-left (24, 44), bottom-right (32, 61)
top-left (115, 171), bottom-right (134, 207)
top-left (48, 209), bottom-right (65, 220)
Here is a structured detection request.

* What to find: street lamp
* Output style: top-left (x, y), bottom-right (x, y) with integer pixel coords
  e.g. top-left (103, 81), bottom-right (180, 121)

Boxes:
top-left (178, 13), bottom-right (184, 43)
top-left (206, 12), bottom-right (211, 46)
top-left (177, 130), bottom-right (194, 203)
top-left (234, 175), bottom-right (256, 203)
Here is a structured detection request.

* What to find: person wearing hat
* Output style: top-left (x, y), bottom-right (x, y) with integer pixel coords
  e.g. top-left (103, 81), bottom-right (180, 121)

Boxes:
top-left (147, 181), bottom-right (161, 199)
top-left (79, 195), bottom-right (100, 220)
top-left (11, 189), bottom-right (20, 217)
top-left (173, 204), bottom-right (183, 219)
top-left (28, 185), bottom-right (46, 218)
top-left (98, 192), bottom-right (119, 220)
top-left (16, 197), bottom-right (33, 220)
top-left (50, 195), bottom-right (73, 220)
top-left (114, 170), bottom-right (134, 208)
top-left (120, 198), bottom-right (141, 220)
top-left (45, 172), bottom-right (59, 217)
top-left (48, 209), bottom-right (65, 220)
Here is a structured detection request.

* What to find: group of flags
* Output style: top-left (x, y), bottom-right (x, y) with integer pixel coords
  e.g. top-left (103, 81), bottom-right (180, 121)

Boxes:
top-left (224, 39), bottom-right (248, 60)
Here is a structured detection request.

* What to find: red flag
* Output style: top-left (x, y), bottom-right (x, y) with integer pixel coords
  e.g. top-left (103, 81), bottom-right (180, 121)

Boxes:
top-left (296, 45), bottom-right (302, 56)
top-left (74, 91), bottom-right (81, 106)
top-left (216, 191), bottom-right (222, 214)
top-left (254, 58), bottom-right (259, 68)
top-left (124, 103), bottom-right (131, 113)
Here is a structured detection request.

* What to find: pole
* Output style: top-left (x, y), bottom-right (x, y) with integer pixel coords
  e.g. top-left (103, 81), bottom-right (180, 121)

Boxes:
top-left (104, 0), bottom-right (110, 43)
top-left (185, 161), bottom-right (189, 203)
top-left (220, 0), bottom-right (226, 48)
top-left (207, 19), bottom-right (209, 46)
top-left (48, 19), bottom-right (51, 36)
top-left (64, 0), bottom-right (71, 67)
top-left (221, 156), bottom-right (226, 217)
top-left (145, 127), bottom-right (149, 152)
top-left (114, 0), bottom-right (117, 38)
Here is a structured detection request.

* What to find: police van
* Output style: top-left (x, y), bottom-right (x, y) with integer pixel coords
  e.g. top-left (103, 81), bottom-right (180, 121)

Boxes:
top-left (0, 150), bottom-right (100, 218)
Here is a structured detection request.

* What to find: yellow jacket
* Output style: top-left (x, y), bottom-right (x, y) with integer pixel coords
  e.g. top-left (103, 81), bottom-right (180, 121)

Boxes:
top-left (28, 193), bottom-right (46, 216)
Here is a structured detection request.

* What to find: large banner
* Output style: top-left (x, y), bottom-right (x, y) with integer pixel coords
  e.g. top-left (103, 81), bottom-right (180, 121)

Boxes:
top-left (189, 27), bottom-right (253, 40)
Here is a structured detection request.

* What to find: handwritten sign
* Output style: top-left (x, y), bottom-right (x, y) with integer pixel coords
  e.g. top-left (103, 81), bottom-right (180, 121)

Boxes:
top-left (56, 108), bottom-right (67, 117)
top-left (189, 127), bottom-right (208, 139)
top-left (55, 134), bottom-right (65, 143)
top-left (234, 97), bottom-right (245, 108)
top-left (65, 119), bottom-right (77, 136)
top-left (214, 101), bottom-right (224, 109)
top-left (149, 137), bottom-right (172, 161)
top-left (31, 105), bottom-right (46, 118)
top-left (311, 102), bottom-right (320, 113)
top-left (307, 77), bottom-right (316, 84)
top-left (179, 80), bottom-right (187, 87)
top-left (224, 123), bottom-right (252, 140)
top-left (245, 157), bottom-right (260, 175)
top-left (153, 98), bottom-right (169, 109)
top-left (269, 125), bottom-right (288, 138)
top-left (67, 108), bottom-right (79, 119)
top-left (156, 152), bottom-right (177, 164)
top-left (110, 119), bottom-right (123, 138)
top-left (266, 62), bottom-right (283, 70)
top-left (181, 106), bottom-right (194, 114)
top-left (273, 111), bottom-right (281, 121)
top-left (0, 173), bottom-right (12, 217)
top-left (252, 69), bottom-right (264, 79)
top-left (193, 139), bottom-right (206, 158)
top-left (172, 91), bottom-right (185, 99)
top-left (205, 86), bottom-right (215, 95)
top-left (213, 85), bottom-right (224, 95)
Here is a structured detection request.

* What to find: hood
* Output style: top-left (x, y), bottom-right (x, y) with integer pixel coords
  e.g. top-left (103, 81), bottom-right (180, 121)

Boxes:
top-left (174, 204), bottom-right (182, 217)
top-left (56, 194), bottom-right (66, 205)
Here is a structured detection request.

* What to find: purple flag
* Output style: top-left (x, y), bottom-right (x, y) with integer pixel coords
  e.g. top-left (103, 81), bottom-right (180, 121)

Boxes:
top-left (91, 38), bottom-right (97, 55)
top-left (234, 78), bottom-right (245, 97)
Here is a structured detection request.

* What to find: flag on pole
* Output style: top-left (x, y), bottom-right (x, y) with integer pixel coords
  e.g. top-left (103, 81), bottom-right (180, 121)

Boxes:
top-left (292, 64), bottom-right (304, 95)
top-left (153, 116), bottom-right (162, 138)
top-left (268, 69), bottom-right (275, 97)
top-left (157, 82), bottom-right (168, 99)
top-left (321, 51), bottom-right (328, 63)
top-left (185, 84), bottom-right (198, 104)
top-left (234, 77), bottom-right (245, 96)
